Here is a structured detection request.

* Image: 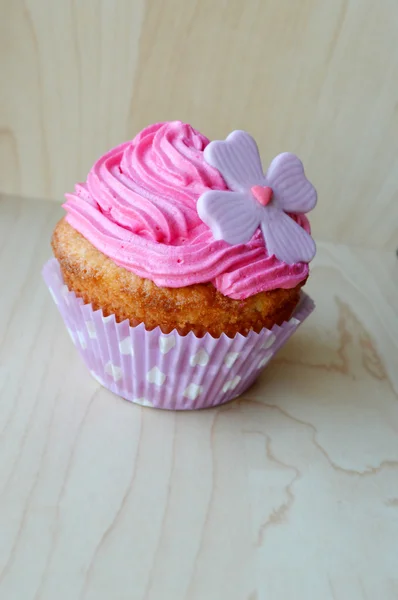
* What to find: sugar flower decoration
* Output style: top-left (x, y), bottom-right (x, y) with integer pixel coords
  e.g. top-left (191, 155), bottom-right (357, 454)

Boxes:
top-left (197, 131), bottom-right (317, 264)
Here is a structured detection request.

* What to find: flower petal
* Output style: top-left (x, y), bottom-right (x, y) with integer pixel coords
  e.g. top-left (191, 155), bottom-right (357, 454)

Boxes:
top-left (197, 190), bottom-right (261, 245)
top-left (261, 205), bottom-right (316, 264)
top-left (266, 153), bottom-right (317, 213)
top-left (204, 131), bottom-right (265, 191)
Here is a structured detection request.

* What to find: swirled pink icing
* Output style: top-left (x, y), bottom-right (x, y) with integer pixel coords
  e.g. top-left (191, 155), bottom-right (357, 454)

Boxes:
top-left (64, 121), bottom-right (311, 299)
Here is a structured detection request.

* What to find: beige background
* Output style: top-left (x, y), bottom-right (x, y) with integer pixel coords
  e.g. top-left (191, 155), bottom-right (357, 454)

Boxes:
top-left (2, 3), bottom-right (398, 596)
top-left (1, 0), bottom-right (398, 249)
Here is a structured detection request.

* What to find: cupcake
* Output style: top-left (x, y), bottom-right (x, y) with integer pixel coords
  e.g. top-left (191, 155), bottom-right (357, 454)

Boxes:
top-left (43, 121), bottom-right (316, 409)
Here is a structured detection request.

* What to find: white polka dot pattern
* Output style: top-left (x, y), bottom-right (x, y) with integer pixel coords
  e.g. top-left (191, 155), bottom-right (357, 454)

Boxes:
top-left (189, 349), bottom-right (209, 367)
top-left (105, 362), bottom-right (123, 382)
top-left (85, 321), bottom-right (97, 339)
top-left (118, 336), bottom-right (134, 355)
top-left (257, 353), bottom-right (272, 369)
top-left (183, 383), bottom-right (203, 400)
top-left (146, 366), bottom-right (166, 387)
top-left (222, 376), bottom-right (241, 393)
top-left (224, 352), bottom-right (240, 368)
top-left (159, 335), bottom-right (176, 354)
top-left (262, 333), bottom-right (276, 349)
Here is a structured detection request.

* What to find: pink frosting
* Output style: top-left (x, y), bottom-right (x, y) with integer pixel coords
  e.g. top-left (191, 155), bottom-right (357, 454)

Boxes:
top-left (64, 121), bottom-right (310, 299)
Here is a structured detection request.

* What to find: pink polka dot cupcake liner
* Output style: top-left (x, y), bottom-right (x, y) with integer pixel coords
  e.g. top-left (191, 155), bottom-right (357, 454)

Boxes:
top-left (43, 259), bottom-right (314, 410)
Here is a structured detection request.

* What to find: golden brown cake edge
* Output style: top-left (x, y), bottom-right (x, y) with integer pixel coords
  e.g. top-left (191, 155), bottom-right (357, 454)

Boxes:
top-left (52, 218), bottom-right (305, 338)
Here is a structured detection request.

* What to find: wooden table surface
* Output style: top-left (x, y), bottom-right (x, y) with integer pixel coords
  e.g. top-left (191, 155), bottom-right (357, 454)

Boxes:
top-left (1, 195), bottom-right (398, 600)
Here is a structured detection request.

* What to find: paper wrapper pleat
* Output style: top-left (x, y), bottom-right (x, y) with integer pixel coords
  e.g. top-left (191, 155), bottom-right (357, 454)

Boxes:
top-left (43, 259), bottom-right (314, 410)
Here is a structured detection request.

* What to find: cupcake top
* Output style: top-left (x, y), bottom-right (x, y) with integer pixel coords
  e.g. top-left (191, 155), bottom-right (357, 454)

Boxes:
top-left (64, 121), bottom-right (316, 300)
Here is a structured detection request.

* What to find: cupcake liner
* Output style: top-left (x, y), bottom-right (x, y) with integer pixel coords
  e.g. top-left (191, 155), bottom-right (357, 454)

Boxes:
top-left (42, 259), bottom-right (315, 410)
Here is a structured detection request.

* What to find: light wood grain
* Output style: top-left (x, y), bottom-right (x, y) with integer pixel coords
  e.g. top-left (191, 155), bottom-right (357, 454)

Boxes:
top-left (1, 194), bottom-right (398, 599)
top-left (1, 1), bottom-right (398, 250)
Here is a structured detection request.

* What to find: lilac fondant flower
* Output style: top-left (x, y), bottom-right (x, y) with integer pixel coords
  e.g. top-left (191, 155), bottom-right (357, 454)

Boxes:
top-left (197, 131), bottom-right (317, 264)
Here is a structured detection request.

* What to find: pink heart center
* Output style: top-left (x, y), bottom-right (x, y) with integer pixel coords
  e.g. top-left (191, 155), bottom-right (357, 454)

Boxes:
top-left (251, 185), bottom-right (273, 206)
